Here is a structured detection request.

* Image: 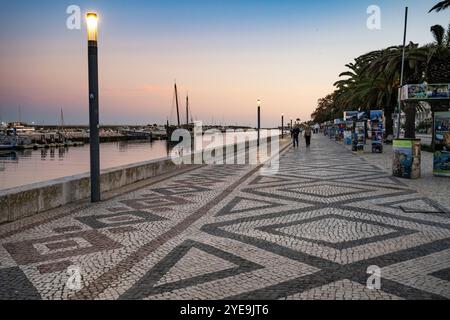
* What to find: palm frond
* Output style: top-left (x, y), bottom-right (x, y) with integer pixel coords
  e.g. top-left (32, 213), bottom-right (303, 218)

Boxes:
top-left (429, 0), bottom-right (450, 13)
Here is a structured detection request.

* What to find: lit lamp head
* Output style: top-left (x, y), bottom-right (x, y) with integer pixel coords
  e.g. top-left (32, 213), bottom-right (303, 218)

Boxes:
top-left (86, 12), bottom-right (98, 42)
top-left (257, 99), bottom-right (261, 107)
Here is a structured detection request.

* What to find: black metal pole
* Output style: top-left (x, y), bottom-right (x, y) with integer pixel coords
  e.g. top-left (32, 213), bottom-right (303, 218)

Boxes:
top-left (88, 39), bottom-right (100, 202)
top-left (175, 83), bottom-right (180, 127)
top-left (257, 106), bottom-right (261, 147)
top-left (281, 115), bottom-right (284, 139)
top-left (396, 6), bottom-right (408, 139)
top-left (186, 95), bottom-right (189, 125)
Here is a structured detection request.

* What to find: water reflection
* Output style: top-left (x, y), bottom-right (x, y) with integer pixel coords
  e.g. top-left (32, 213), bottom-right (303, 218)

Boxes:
top-left (0, 151), bottom-right (18, 162)
top-left (118, 141), bottom-right (129, 152)
top-left (0, 140), bottom-right (169, 190)
top-left (1, 132), bottom-right (278, 190)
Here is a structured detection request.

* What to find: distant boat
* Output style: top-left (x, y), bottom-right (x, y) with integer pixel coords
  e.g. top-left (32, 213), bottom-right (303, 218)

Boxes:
top-left (1, 126), bottom-right (16, 150)
top-left (6, 122), bottom-right (35, 134)
top-left (0, 135), bottom-right (16, 150)
top-left (166, 82), bottom-right (195, 145)
top-left (0, 144), bottom-right (15, 151)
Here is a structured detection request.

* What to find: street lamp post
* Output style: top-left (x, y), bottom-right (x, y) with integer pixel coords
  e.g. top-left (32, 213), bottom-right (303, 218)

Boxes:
top-left (397, 6), bottom-right (408, 139)
top-left (257, 100), bottom-right (261, 147)
top-left (87, 12), bottom-right (100, 202)
top-left (281, 113), bottom-right (284, 139)
top-left (290, 118), bottom-right (293, 129)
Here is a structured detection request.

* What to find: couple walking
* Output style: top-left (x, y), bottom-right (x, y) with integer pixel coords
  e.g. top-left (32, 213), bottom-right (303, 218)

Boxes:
top-left (291, 125), bottom-right (312, 148)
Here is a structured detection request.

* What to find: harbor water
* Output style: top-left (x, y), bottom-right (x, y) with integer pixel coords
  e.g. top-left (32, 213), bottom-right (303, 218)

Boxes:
top-left (0, 140), bottom-right (169, 191)
top-left (0, 130), bottom-right (280, 191)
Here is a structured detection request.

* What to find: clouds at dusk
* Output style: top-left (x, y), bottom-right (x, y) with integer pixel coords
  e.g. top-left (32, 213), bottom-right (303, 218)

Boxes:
top-left (1, 0), bottom-right (449, 126)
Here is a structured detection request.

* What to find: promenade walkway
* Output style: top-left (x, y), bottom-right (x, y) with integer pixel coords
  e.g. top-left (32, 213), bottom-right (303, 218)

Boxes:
top-left (1, 134), bottom-right (450, 300)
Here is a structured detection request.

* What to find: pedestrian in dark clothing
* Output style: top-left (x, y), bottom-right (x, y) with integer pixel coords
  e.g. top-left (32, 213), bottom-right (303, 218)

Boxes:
top-left (291, 125), bottom-right (300, 148)
top-left (304, 126), bottom-right (312, 147)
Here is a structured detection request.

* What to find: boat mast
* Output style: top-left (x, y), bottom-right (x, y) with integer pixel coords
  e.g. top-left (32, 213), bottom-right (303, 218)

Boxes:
top-left (174, 82), bottom-right (180, 127)
top-left (186, 93), bottom-right (189, 125)
top-left (60, 108), bottom-right (65, 132)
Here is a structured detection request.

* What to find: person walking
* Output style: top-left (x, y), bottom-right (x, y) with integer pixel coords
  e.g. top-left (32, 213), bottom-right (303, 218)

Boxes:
top-left (291, 124), bottom-right (300, 148)
top-left (304, 126), bottom-right (312, 147)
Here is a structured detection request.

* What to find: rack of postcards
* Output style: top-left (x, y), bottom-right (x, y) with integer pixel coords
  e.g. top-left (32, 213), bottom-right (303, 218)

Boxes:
top-left (329, 123), bottom-right (336, 140)
top-left (433, 111), bottom-right (450, 177)
top-left (334, 119), bottom-right (346, 141)
top-left (399, 83), bottom-right (450, 179)
top-left (370, 110), bottom-right (384, 153)
top-left (344, 111), bottom-right (367, 152)
top-left (343, 111), bottom-right (357, 146)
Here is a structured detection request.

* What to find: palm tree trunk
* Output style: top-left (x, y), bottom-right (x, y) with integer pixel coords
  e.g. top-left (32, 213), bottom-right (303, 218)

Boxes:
top-left (404, 102), bottom-right (416, 139)
top-left (384, 91), bottom-right (395, 137)
top-left (431, 109), bottom-right (435, 151)
top-left (384, 106), bottom-right (394, 137)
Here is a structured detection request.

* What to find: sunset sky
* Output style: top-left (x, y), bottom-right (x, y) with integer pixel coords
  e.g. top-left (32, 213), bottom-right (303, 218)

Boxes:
top-left (0, 0), bottom-right (449, 127)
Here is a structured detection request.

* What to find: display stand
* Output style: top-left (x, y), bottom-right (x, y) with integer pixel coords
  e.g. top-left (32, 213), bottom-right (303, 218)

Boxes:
top-left (344, 112), bottom-right (357, 146)
top-left (354, 121), bottom-right (365, 153)
top-left (334, 119), bottom-right (345, 141)
top-left (338, 123), bottom-right (346, 141)
top-left (370, 110), bottom-right (384, 153)
top-left (329, 125), bottom-right (336, 139)
top-left (433, 111), bottom-right (450, 177)
top-left (392, 139), bottom-right (421, 179)
top-left (400, 83), bottom-right (450, 178)
top-left (344, 129), bottom-right (352, 145)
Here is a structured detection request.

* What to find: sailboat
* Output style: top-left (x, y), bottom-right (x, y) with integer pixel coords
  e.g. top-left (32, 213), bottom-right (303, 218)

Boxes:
top-left (166, 82), bottom-right (194, 144)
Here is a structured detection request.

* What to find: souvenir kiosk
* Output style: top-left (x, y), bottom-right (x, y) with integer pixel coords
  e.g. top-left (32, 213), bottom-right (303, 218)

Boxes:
top-left (396, 83), bottom-right (450, 179)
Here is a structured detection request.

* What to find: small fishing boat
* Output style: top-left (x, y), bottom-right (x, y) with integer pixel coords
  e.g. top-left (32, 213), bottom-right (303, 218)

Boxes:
top-left (0, 133), bottom-right (16, 150)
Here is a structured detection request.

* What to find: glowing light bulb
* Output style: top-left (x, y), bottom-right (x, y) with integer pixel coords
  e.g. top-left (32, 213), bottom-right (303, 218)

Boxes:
top-left (86, 13), bottom-right (98, 42)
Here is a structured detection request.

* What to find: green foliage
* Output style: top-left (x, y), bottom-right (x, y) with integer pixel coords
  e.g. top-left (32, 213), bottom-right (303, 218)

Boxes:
top-left (431, 25), bottom-right (445, 46)
top-left (311, 22), bottom-right (450, 136)
top-left (429, 0), bottom-right (450, 13)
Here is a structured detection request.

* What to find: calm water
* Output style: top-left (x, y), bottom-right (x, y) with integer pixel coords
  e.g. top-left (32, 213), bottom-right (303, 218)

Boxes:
top-left (0, 140), bottom-right (169, 190)
top-left (0, 130), bottom-right (280, 191)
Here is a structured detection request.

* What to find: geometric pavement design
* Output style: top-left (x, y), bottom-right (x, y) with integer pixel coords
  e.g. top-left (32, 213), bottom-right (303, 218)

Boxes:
top-left (0, 134), bottom-right (449, 300)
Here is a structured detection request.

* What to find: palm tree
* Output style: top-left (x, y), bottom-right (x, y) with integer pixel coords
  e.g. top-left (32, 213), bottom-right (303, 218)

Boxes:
top-left (311, 21), bottom-right (450, 138)
top-left (429, 0), bottom-right (450, 12)
top-left (431, 25), bottom-right (446, 46)
top-left (447, 24), bottom-right (450, 46)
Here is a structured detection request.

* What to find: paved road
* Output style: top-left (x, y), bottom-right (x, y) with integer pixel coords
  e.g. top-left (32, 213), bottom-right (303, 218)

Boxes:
top-left (1, 135), bottom-right (449, 300)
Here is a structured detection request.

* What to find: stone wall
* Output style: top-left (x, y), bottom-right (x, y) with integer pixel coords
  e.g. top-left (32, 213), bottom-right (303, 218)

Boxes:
top-left (0, 135), bottom-right (284, 224)
top-left (0, 156), bottom-right (186, 224)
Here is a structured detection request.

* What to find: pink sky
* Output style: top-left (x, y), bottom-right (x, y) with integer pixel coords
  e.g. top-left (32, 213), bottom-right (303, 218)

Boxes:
top-left (0, 1), bottom-right (448, 127)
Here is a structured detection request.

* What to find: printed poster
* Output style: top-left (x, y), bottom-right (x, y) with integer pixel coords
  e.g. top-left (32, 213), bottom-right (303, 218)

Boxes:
top-left (433, 111), bottom-right (450, 177)
top-left (393, 140), bottom-right (421, 179)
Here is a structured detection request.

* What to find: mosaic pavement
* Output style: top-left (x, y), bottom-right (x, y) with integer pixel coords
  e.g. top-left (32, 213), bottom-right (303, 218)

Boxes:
top-left (1, 135), bottom-right (450, 300)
